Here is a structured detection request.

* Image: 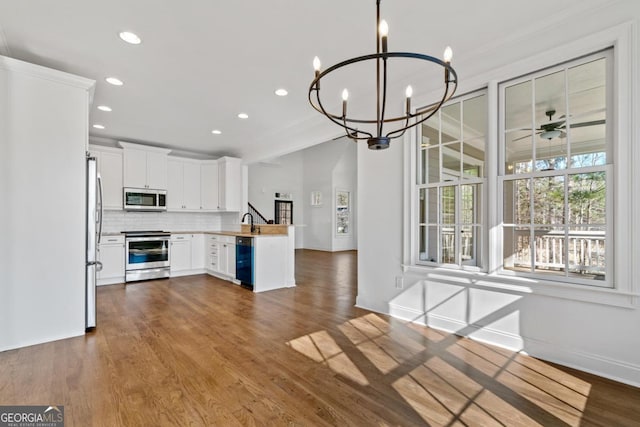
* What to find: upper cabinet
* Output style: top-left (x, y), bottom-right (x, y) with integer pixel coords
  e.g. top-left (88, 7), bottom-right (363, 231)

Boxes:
top-left (119, 141), bottom-right (171, 189)
top-left (91, 142), bottom-right (242, 212)
top-left (218, 157), bottom-right (242, 211)
top-left (168, 158), bottom-right (201, 211)
top-left (89, 145), bottom-right (123, 210)
top-left (200, 161), bottom-right (219, 210)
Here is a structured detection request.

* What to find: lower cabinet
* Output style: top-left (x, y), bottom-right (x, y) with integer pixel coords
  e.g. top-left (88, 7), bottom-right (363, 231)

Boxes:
top-left (205, 234), bottom-right (220, 272)
top-left (219, 237), bottom-right (236, 278)
top-left (205, 234), bottom-right (236, 280)
top-left (97, 235), bottom-right (125, 285)
top-left (170, 234), bottom-right (192, 274)
top-left (171, 233), bottom-right (207, 277)
top-left (191, 234), bottom-right (205, 270)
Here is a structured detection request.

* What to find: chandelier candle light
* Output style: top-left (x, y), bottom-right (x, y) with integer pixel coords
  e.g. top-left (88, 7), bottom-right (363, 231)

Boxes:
top-left (309, 0), bottom-right (458, 150)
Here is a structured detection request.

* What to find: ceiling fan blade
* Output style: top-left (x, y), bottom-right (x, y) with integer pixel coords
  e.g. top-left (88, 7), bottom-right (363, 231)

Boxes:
top-left (542, 119), bottom-right (566, 128)
top-left (512, 131), bottom-right (541, 142)
top-left (569, 119), bottom-right (606, 128)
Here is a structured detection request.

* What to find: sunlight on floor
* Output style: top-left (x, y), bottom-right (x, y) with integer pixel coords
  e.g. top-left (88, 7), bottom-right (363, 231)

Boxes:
top-left (287, 330), bottom-right (369, 386)
top-left (286, 313), bottom-right (593, 426)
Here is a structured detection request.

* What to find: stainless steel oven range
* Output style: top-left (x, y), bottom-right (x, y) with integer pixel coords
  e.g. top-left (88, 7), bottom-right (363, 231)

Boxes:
top-left (123, 231), bottom-right (171, 282)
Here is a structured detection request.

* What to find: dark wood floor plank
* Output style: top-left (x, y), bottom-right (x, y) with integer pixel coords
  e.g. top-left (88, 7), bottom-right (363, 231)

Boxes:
top-left (1, 249), bottom-right (639, 426)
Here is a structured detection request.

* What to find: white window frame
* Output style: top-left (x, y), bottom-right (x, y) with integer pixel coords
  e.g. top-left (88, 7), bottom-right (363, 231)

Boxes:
top-left (498, 50), bottom-right (613, 288)
top-left (415, 90), bottom-right (487, 271)
top-left (404, 22), bottom-right (638, 307)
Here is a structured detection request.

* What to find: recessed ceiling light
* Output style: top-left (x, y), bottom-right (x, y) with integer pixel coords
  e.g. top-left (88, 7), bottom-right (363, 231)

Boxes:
top-left (211, 130), bottom-right (222, 135)
top-left (119, 31), bottom-right (142, 45)
top-left (105, 77), bottom-right (123, 86)
top-left (97, 105), bottom-right (112, 112)
top-left (237, 113), bottom-right (249, 119)
top-left (93, 124), bottom-right (105, 129)
top-left (275, 88), bottom-right (288, 96)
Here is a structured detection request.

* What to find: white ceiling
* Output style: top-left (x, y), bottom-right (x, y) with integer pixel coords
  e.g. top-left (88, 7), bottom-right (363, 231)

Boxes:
top-left (0, 0), bottom-right (613, 163)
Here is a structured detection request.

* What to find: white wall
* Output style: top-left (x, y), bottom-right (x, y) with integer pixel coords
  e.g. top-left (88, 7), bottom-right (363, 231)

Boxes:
top-left (247, 139), bottom-right (358, 251)
top-left (331, 140), bottom-right (357, 251)
top-left (357, 1), bottom-right (640, 387)
top-left (247, 150), bottom-right (305, 248)
top-left (302, 139), bottom-right (357, 251)
top-left (0, 56), bottom-right (94, 351)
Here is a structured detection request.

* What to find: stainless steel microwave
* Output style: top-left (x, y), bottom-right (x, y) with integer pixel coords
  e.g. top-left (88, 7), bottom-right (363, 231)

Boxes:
top-left (123, 188), bottom-right (167, 211)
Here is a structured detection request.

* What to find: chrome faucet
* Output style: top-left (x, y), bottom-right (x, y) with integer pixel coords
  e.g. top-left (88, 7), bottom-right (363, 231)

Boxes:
top-left (241, 212), bottom-right (255, 233)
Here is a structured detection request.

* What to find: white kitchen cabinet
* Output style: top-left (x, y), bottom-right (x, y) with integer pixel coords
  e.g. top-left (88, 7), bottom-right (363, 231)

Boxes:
top-left (168, 158), bottom-right (201, 211)
top-left (89, 146), bottom-right (123, 210)
top-left (218, 236), bottom-right (236, 278)
top-left (218, 157), bottom-right (242, 211)
top-left (97, 235), bottom-right (125, 285)
top-left (170, 234), bottom-right (192, 274)
top-left (120, 142), bottom-right (171, 189)
top-left (200, 161), bottom-right (219, 210)
top-left (205, 234), bottom-right (220, 272)
top-left (191, 234), bottom-right (205, 270)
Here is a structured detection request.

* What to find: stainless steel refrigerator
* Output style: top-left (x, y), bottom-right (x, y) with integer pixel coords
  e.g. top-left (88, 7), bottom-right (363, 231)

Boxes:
top-left (86, 155), bottom-right (103, 331)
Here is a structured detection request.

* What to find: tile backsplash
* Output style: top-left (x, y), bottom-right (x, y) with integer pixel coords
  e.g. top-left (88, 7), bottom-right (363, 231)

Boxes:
top-left (102, 210), bottom-right (241, 233)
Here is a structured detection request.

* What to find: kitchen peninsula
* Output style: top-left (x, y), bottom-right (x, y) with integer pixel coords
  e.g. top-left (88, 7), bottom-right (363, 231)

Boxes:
top-left (99, 225), bottom-right (296, 293)
top-left (203, 224), bottom-right (296, 292)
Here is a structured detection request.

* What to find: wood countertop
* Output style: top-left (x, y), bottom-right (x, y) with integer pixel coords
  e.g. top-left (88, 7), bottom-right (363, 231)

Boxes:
top-left (103, 224), bottom-right (291, 238)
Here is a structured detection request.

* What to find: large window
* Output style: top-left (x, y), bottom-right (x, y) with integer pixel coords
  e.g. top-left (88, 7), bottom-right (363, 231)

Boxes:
top-left (500, 50), bottom-right (611, 286)
top-left (416, 92), bottom-right (487, 268)
top-left (414, 50), bottom-right (613, 288)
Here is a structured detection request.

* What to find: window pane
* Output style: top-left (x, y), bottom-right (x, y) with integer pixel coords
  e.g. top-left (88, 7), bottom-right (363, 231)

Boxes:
top-left (461, 225), bottom-right (480, 267)
top-left (568, 58), bottom-right (607, 167)
top-left (441, 103), bottom-right (461, 142)
top-left (503, 226), bottom-right (531, 272)
top-left (440, 186), bottom-right (455, 224)
top-left (505, 81), bottom-right (531, 130)
top-left (441, 225), bottom-right (456, 264)
top-left (418, 225), bottom-right (438, 262)
top-left (505, 130), bottom-right (533, 174)
top-left (532, 176), bottom-right (565, 225)
top-left (533, 226), bottom-right (566, 276)
top-left (536, 134), bottom-right (567, 171)
top-left (421, 115), bottom-right (440, 146)
top-left (463, 94), bottom-right (486, 179)
top-left (503, 179), bottom-right (530, 224)
top-left (463, 94), bottom-right (487, 136)
top-left (463, 138), bottom-right (484, 177)
top-left (419, 115), bottom-right (439, 184)
top-left (568, 172), bottom-right (606, 225)
top-left (442, 143), bottom-right (460, 180)
top-left (568, 226), bottom-right (606, 280)
top-left (428, 146), bottom-right (440, 183)
top-left (419, 188), bottom-right (438, 224)
top-left (568, 58), bottom-right (606, 119)
top-left (535, 70), bottom-right (567, 172)
top-left (461, 184), bottom-right (480, 224)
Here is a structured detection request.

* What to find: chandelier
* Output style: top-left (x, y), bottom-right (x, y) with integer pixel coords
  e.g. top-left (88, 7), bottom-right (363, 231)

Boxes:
top-left (308, 0), bottom-right (458, 150)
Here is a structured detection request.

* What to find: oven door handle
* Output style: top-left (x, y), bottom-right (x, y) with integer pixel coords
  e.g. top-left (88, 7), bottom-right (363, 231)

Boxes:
top-left (125, 236), bottom-right (170, 242)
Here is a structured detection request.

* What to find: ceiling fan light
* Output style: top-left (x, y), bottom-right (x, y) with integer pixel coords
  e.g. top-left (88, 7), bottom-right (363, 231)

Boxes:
top-left (541, 129), bottom-right (561, 140)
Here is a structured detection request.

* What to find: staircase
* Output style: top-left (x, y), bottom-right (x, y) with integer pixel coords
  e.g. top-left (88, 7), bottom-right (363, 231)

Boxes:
top-left (247, 202), bottom-right (271, 224)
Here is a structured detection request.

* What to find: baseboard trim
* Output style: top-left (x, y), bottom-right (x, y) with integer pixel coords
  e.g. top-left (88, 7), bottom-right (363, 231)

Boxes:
top-left (1, 330), bottom-right (85, 353)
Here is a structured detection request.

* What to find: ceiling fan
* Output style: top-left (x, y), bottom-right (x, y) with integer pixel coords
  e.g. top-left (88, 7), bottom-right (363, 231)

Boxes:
top-left (514, 109), bottom-right (605, 141)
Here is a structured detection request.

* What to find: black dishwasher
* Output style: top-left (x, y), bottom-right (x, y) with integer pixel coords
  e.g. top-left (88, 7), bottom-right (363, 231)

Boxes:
top-left (236, 236), bottom-right (254, 290)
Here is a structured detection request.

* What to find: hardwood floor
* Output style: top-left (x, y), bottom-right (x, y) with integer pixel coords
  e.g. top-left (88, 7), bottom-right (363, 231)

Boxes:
top-left (1, 249), bottom-right (639, 426)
